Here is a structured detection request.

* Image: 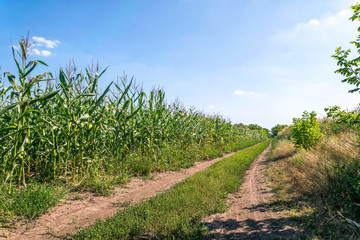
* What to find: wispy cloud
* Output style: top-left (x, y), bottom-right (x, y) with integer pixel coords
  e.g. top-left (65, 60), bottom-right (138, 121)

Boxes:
top-left (275, 8), bottom-right (356, 43)
top-left (207, 105), bottom-right (215, 109)
top-left (233, 89), bottom-right (257, 96)
top-left (32, 36), bottom-right (60, 49)
top-left (309, 19), bottom-right (320, 25)
top-left (32, 49), bottom-right (52, 57)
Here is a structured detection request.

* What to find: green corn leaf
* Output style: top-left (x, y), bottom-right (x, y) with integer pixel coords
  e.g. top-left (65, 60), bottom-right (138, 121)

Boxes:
top-left (4, 73), bottom-right (21, 93)
top-left (29, 89), bottom-right (60, 105)
top-left (0, 126), bottom-right (17, 133)
top-left (88, 82), bottom-right (113, 115)
top-left (23, 72), bottom-right (52, 96)
top-left (11, 46), bottom-right (24, 78)
top-left (0, 126), bottom-right (40, 142)
top-left (0, 102), bottom-right (20, 116)
top-left (24, 61), bottom-right (38, 77)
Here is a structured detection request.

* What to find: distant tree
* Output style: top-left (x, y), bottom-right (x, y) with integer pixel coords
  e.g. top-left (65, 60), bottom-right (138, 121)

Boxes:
top-left (270, 124), bottom-right (288, 137)
top-left (247, 124), bottom-right (262, 131)
top-left (234, 123), bottom-right (246, 128)
top-left (247, 124), bottom-right (270, 137)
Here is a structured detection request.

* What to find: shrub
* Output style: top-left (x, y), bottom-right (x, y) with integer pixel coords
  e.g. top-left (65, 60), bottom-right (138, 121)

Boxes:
top-left (291, 111), bottom-right (321, 150)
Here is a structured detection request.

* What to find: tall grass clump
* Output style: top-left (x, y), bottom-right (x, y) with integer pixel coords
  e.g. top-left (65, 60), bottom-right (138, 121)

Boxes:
top-left (0, 35), bottom-right (267, 194)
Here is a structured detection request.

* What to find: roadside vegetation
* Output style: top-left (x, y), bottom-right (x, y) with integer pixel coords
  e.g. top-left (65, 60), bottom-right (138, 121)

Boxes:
top-left (265, 3), bottom-right (360, 238)
top-left (72, 141), bottom-right (269, 239)
top-left (7, 3), bottom-right (360, 239)
top-left (0, 35), bottom-right (267, 224)
top-left (267, 120), bottom-right (359, 238)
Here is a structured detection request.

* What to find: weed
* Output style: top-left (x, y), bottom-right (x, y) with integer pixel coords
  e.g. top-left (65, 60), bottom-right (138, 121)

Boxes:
top-left (113, 200), bottom-right (133, 208)
top-left (67, 192), bottom-right (84, 201)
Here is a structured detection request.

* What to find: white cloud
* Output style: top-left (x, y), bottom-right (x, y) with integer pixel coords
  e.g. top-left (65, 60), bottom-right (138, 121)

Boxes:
top-left (41, 50), bottom-right (52, 57)
top-left (32, 49), bottom-right (41, 55)
top-left (28, 36), bottom-right (59, 57)
top-left (207, 105), bottom-right (215, 109)
top-left (339, 9), bottom-right (349, 16)
top-left (309, 19), bottom-right (320, 25)
top-left (31, 48), bottom-right (52, 57)
top-left (32, 36), bottom-right (60, 49)
top-left (233, 89), bottom-right (257, 96)
top-left (276, 8), bottom-right (357, 44)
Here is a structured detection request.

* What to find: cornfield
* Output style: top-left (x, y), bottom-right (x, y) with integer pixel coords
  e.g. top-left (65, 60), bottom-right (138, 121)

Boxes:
top-left (0, 36), bottom-right (266, 189)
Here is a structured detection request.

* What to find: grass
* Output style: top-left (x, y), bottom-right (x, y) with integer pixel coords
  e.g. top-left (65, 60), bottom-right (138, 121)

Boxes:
top-left (70, 138), bottom-right (263, 196)
top-left (71, 140), bottom-right (270, 239)
top-left (0, 138), bottom-right (263, 225)
top-left (0, 183), bottom-right (66, 223)
top-left (266, 123), bottom-right (360, 239)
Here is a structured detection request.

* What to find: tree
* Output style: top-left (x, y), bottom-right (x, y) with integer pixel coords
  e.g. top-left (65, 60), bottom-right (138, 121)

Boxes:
top-left (330, 3), bottom-right (360, 130)
top-left (332, 3), bottom-right (360, 93)
top-left (247, 124), bottom-right (270, 137)
top-left (270, 124), bottom-right (287, 137)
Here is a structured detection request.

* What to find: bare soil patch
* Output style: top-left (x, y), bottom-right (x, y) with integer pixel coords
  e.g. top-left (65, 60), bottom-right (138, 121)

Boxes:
top-left (1, 151), bottom-right (240, 240)
top-left (204, 145), bottom-right (302, 239)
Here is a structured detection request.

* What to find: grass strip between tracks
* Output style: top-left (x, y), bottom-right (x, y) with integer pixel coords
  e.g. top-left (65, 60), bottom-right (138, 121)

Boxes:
top-left (72, 140), bottom-right (270, 240)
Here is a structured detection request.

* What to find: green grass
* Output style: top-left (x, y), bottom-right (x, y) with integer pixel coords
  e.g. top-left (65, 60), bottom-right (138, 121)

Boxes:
top-left (72, 140), bottom-right (269, 240)
top-left (0, 138), bottom-right (263, 224)
top-left (0, 139), bottom-right (263, 224)
top-left (0, 183), bottom-right (66, 223)
top-left (71, 138), bottom-right (263, 196)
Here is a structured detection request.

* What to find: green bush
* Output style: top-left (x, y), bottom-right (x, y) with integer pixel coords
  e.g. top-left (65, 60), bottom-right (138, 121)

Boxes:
top-left (291, 111), bottom-right (321, 150)
top-left (270, 124), bottom-right (288, 137)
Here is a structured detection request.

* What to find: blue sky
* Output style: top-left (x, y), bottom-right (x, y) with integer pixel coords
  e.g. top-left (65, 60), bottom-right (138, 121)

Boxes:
top-left (1, 0), bottom-right (359, 129)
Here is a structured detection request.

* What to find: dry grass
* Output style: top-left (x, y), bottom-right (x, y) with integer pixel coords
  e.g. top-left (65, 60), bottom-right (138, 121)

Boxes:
top-left (290, 131), bottom-right (358, 195)
top-left (270, 139), bottom-right (295, 160)
top-left (266, 128), bottom-right (360, 238)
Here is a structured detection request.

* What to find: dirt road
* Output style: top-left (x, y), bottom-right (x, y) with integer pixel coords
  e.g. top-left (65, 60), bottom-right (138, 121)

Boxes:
top-left (2, 143), bottom-right (298, 240)
top-left (204, 145), bottom-right (299, 239)
top-left (2, 150), bottom-right (242, 240)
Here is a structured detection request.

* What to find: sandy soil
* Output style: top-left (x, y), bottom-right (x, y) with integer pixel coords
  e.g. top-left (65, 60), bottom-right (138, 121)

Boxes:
top-left (1, 150), bottom-right (241, 240)
top-left (204, 145), bottom-right (301, 239)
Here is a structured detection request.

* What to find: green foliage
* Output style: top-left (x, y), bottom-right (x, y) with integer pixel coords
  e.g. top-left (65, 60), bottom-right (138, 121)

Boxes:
top-left (270, 124), bottom-right (288, 137)
top-left (72, 141), bottom-right (270, 240)
top-left (247, 124), bottom-right (270, 137)
top-left (0, 35), bottom-right (267, 191)
top-left (332, 3), bottom-right (360, 93)
top-left (291, 111), bottom-right (321, 150)
top-left (0, 183), bottom-right (65, 222)
top-left (325, 105), bottom-right (360, 130)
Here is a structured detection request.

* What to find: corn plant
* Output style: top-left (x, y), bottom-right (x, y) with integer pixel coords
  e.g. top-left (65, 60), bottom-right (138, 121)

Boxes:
top-left (0, 35), bottom-right (268, 190)
top-left (1, 36), bottom-right (59, 189)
